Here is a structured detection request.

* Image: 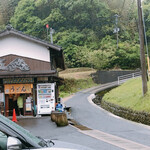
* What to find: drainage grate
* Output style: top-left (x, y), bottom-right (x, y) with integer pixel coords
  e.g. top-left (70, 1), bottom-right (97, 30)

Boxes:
top-left (69, 119), bottom-right (92, 130)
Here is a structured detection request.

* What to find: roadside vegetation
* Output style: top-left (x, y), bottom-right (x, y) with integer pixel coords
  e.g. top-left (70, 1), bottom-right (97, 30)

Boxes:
top-left (1, 0), bottom-right (150, 112)
top-left (103, 78), bottom-right (150, 112)
top-left (59, 68), bottom-right (97, 98)
top-left (1, 0), bottom-right (150, 70)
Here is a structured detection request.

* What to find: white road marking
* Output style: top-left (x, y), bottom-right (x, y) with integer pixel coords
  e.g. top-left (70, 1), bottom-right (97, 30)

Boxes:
top-left (65, 93), bottom-right (150, 149)
top-left (80, 129), bottom-right (150, 150)
top-left (88, 94), bottom-right (121, 118)
top-left (86, 94), bottom-right (150, 149)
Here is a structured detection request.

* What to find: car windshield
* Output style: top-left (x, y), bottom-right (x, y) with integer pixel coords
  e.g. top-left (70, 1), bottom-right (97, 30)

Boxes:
top-left (0, 114), bottom-right (47, 147)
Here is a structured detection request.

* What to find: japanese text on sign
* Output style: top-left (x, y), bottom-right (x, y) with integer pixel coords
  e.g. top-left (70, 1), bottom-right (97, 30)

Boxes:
top-left (4, 84), bottom-right (33, 94)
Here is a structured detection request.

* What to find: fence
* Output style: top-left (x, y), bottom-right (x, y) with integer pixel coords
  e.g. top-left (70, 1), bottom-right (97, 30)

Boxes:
top-left (118, 72), bottom-right (141, 85)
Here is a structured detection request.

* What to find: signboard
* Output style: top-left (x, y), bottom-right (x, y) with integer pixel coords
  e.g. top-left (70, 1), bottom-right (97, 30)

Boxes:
top-left (3, 78), bottom-right (34, 84)
top-left (26, 103), bottom-right (32, 111)
top-left (4, 84), bottom-right (33, 94)
top-left (113, 27), bottom-right (120, 33)
top-left (0, 93), bottom-right (4, 102)
top-left (37, 83), bottom-right (55, 115)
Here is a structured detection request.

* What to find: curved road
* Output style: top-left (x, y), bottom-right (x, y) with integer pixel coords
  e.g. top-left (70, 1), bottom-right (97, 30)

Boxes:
top-left (18, 83), bottom-right (150, 150)
top-left (65, 84), bottom-right (150, 150)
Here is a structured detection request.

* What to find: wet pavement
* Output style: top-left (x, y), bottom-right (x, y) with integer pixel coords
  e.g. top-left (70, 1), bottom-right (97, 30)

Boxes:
top-left (17, 116), bottom-right (121, 150)
top-left (16, 83), bottom-right (150, 150)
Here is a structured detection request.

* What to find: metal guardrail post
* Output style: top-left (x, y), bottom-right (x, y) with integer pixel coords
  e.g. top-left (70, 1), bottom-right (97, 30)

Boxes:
top-left (118, 71), bottom-right (141, 85)
top-left (118, 77), bottom-right (120, 85)
top-left (132, 73), bottom-right (134, 78)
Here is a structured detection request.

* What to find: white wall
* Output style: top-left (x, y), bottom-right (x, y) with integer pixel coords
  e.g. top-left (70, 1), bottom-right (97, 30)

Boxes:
top-left (0, 35), bottom-right (50, 62)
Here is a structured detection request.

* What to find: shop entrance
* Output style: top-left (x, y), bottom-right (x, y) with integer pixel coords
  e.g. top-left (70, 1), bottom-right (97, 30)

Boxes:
top-left (4, 84), bottom-right (33, 117)
top-left (7, 94), bottom-right (19, 116)
top-left (8, 95), bottom-right (13, 116)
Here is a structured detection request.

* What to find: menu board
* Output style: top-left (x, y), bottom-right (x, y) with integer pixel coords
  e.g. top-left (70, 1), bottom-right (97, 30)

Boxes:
top-left (0, 93), bottom-right (4, 102)
top-left (37, 85), bottom-right (52, 99)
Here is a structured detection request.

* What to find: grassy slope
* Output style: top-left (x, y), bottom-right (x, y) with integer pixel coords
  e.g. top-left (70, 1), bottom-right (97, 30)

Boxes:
top-left (59, 68), bottom-right (97, 97)
top-left (103, 77), bottom-right (150, 112)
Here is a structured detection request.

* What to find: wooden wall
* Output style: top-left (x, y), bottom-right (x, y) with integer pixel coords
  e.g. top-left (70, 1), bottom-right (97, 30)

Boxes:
top-left (0, 54), bottom-right (51, 72)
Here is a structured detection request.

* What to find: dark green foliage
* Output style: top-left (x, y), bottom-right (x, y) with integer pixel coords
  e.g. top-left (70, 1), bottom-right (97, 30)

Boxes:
top-left (113, 42), bottom-right (140, 69)
top-left (0, 0), bottom-right (20, 25)
top-left (0, 0), bottom-right (145, 70)
top-left (143, 0), bottom-right (150, 50)
top-left (59, 77), bottom-right (96, 97)
top-left (59, 78), bottom-right (77, 94)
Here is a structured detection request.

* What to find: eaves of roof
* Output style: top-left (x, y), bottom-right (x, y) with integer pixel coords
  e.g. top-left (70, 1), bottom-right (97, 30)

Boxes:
top-left (0, 27), bottom-right (62, 51)
top-left (0, 70), bottom-right (57, 78)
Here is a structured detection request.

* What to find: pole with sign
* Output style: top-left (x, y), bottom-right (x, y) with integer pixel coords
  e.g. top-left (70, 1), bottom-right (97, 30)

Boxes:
top-left (46, 24), bottom-right (49, 41)
top-left (50, 28), bottom-right (55, 44)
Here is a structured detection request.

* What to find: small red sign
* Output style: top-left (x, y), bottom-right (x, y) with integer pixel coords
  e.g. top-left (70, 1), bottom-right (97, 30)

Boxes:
top-left (46, 24), bottom-right (49, 29)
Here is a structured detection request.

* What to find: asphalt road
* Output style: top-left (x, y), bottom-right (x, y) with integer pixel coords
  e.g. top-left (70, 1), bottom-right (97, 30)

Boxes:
top-left (65, 85), bottom-right (150, 149)
top-left (18, 83), bottom-right (150, 150)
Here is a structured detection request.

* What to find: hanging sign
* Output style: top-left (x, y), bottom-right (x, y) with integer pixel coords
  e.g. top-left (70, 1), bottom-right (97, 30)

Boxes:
top-left (4, 84), bottom-right (33, 94)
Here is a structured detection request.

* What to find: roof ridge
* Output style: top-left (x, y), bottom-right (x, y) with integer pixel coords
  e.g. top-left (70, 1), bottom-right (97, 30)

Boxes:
top-left (0, 26), bottom-right (62, 51)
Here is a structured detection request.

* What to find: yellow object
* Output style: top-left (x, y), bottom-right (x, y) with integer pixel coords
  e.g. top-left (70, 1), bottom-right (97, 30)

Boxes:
top-left (17, 96), bottom-right (23, 108)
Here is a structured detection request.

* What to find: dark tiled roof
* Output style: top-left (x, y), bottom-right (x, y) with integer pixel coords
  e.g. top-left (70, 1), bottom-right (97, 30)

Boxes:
top-left (0, 70), bottom-right (57, 78)
top-left (0, 25), bottom-right (65, 70)
top-left (0, 26), bottom-right (62, 51)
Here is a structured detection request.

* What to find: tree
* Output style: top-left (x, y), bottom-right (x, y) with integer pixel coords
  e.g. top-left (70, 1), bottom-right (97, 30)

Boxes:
top-left (8, 0), bottom-right (142, 69)
top-left (0, 0), bottom-right (20, 25)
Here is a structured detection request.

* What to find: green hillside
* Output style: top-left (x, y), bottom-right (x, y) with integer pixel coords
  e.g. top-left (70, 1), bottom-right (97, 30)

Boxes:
top-left (103, 78), bottom-right (150, 112)
top-left (2, 0), bottom-right (150, 70)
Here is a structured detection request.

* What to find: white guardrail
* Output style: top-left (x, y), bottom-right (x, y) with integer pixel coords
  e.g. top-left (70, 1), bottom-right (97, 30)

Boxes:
top-left (118, 71), bottom-right (141, 85)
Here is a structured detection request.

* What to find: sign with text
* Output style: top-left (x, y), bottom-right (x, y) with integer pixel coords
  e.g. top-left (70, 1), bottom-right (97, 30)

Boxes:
top-left (4, 84), bottom-right (33, 94)
top-left (0, 93), bottom-right (4, 102)
top-left (25, 103), bottom-right (32, 111)
top-left (3, 78), bottom-right (34, 84)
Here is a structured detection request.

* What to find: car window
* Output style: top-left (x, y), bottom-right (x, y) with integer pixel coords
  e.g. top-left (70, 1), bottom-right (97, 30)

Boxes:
top-left (0, 131), bottom-right (7, 150)
top-left (0, 114), bottom-right (46, 147)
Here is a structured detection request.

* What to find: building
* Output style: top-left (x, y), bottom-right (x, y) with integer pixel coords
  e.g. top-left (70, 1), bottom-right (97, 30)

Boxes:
top-left (0, 26), bottom-right (65, 117)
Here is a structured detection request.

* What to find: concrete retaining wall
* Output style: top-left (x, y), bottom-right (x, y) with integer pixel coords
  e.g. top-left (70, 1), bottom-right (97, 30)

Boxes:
top-left (92, 70), bottom-right (140, 84)
top-left (100, 99), bottom-right (150, 125)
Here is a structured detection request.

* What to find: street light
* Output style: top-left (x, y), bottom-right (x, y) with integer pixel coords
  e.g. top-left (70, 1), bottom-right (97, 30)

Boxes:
top-left (113, 14), bottom-right (120, 49)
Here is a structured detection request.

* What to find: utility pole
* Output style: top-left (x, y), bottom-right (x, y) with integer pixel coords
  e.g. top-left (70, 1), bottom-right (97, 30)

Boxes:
top-left (113, 14), bottom-right (120, 49)
top-left (137, 0), bottom-right (148, 96)
top-left (142, 7), bottom-right (150, 72)
top-left (50, 28), bottom-right (55, 44)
